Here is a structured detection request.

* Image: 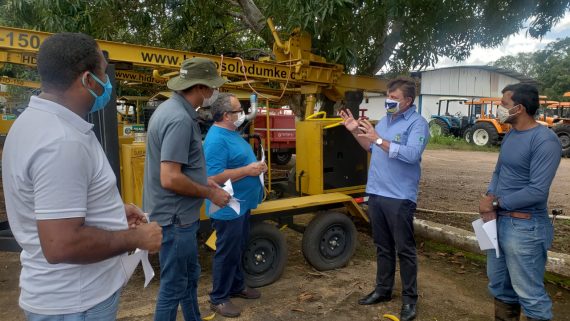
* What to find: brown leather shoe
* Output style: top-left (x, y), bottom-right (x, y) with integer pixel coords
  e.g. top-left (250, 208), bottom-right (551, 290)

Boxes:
top-left (210, 300), bottom-right (242, 318)
top-left (231, 287), bottom-right (261, 299)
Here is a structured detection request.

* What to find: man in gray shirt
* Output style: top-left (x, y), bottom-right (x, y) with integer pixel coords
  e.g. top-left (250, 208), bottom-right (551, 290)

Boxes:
top-left (143, 57), bottom-right (231, 321)
top-left (479, 83), bottom-right (561, 321)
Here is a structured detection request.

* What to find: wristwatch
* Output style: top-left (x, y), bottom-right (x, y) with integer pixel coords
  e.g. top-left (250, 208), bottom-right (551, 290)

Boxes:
top-left (492, 198), bottom-right (499, 210)
top-left (375, 137), bottom-right (383, 146)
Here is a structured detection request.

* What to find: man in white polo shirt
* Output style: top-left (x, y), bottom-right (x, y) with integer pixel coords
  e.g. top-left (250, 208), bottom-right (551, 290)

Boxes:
top-left (1, 33), bottom-right (162, 320)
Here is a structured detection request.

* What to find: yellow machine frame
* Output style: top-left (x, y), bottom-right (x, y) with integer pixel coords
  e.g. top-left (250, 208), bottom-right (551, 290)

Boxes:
top-left (0, 21), bottom-right (384, 281)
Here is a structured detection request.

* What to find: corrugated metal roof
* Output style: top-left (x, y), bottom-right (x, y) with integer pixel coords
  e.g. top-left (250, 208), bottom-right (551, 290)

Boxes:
top-left (418, 65), bottom-right (537, 84)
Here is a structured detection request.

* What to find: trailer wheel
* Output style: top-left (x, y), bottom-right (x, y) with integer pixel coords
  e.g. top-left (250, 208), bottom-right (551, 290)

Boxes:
top-left (553, 124), bottom-right (570, 157)
top-left (302, 212), bottom-right (357, 271)
top-left (272, 152), bottom-right (292, 165)
top-left (243, 222), bottom-right (287, 288)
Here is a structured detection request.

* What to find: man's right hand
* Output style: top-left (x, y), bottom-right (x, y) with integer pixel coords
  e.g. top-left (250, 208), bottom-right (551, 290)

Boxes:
top-left (339, 109), bottom-right (359, 132)
top-left (208, 186), bottom-right (231, 207)
top-left (135, 222), bottom-right (162, 254)
top-left (245, 161), bottom-right (268, 176)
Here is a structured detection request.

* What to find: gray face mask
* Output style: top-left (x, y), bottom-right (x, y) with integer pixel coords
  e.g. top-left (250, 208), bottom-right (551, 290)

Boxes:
top-left (497, 104), bottom-right (519, 123)
top-left (201, 89), bottom-right (219, 107)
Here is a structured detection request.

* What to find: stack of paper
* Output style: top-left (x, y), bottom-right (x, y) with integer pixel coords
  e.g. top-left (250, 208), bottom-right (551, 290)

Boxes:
top-left (472, 218), bottom-right (500, 258)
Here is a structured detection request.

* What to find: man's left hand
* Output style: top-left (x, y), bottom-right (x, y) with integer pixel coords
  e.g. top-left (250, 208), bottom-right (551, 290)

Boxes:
top-left (125, 203), bottom-right (147, 229)
top-left (479, 194), bottom-right (495, 214)
top-left (356, 119), bottom-right (379, 143)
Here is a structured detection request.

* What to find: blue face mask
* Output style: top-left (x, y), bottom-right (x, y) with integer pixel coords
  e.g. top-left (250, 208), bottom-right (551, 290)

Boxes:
top-left (82, 72), bottom-right (112, 113)
top-left (385, 98), bottom-right (400, 114)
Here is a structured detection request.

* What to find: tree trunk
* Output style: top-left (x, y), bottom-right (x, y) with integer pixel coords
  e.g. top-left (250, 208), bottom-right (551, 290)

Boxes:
top-left (367, 20), bottom-right (403, 75)
top-left (234, 0), bottom-right (273, 44)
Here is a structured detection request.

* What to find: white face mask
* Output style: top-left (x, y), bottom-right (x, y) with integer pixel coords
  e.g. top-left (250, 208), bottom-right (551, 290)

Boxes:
top-left (201, 89), bottom-right (219, 107)
top-left (497, 105), bottom-right (518, 123)
top-left (233, 111), bottom-right (246, 128)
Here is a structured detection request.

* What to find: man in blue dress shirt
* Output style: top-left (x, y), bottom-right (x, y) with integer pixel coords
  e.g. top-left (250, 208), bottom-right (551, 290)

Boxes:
top-left (340, 77), bottom-right (429, 321)
top-left (479, 83), bottom-right (561, 321)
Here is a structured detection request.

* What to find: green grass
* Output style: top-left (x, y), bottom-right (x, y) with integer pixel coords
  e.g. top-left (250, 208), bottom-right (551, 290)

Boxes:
top-left (427, 135), bottom-right (499, 152)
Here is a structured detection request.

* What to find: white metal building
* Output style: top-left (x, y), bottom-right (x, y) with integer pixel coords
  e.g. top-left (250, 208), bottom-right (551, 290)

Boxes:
top-left (417, 66), bottom-right (534, 119)
top-left (359, 66), bottom-right (534, 121)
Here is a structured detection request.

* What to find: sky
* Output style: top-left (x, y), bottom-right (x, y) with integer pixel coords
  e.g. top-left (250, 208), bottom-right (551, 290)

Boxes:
top-left (433, 10), bottom-right (570, 68)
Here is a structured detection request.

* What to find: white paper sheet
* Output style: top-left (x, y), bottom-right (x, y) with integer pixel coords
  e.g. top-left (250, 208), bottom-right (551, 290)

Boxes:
top-left (259, 145), bottom-right (265, 186)
top-left (120, 248), bottom-right (155, 287)
top-left (120, 212), bottom-right (156, 287)
top-left (223, 179), bottom-right (234, 195)
top-left (228, 197), bottom-right (241, 214)
top-left (472, 218), bottom-right (500, 258)
top-left (208, 179), bottom-right (241, 216)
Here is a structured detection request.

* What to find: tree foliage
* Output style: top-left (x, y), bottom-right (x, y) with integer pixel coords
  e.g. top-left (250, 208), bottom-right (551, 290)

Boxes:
top-left (493, 37), bottom-right (570, 101)
top-left (0, 0), bottom-right (568, 76)
top-left (0, 0), bottom-right (264, 56)
top-left (236, 0), bottom-right (570, 74)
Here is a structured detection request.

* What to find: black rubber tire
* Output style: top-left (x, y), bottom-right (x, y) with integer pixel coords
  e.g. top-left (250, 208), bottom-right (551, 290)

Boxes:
top-left (553, 124), bottom-right (570, 157)
top-left (429, 118), bottom-right (450, 137)
top-left (463, 127), bottom-right (472, 144)
top-left (471, 122), bottom-right (500, 147)
top-left (272, 152), bottom-right (292, 165)
top-left (242, 222), bottom-right (287, 288)
top-left (302, 212), bottom-right (357, 271)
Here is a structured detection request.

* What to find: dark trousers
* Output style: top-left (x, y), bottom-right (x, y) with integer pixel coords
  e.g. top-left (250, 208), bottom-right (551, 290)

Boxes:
top-left (154, 219), bottom-right (201, 321)
top-left (209, 212), bottom-right (250, 304)
top-left (368, 194), bottom-right (418, 304)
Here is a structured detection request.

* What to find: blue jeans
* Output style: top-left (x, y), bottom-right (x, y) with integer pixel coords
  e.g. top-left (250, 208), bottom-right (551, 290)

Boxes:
top-left (487, 214), bottom-right (554, 320)
top-left (154, 219), bottom-right (201, 321)
top-left (24, 289), bottom-right (121, 321)
top-left (209, 212), bottom-right (250, 305)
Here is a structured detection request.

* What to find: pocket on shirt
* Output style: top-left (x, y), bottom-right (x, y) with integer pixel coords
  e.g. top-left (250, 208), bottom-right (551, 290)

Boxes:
top-left (401, 132), bottom-right (410, 145)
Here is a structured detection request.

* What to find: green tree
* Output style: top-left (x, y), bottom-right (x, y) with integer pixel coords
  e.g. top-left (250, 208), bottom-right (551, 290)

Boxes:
top-left (1, 0), bottom-right (569, 76)
top-left (231, 0), bottom-right (570, 74)
top-left (493, 37), bottom-right (570, 100)
top-left (492, 53), bottom-right (540, 79)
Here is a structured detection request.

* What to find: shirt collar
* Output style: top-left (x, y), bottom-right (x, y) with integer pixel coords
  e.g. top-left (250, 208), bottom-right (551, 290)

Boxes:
top-left (171, 92), bottom-right (197, 120)
top-left (28, 96), bottom-right (94, 134)
top-left (390, 104), bottom-right (416, 122)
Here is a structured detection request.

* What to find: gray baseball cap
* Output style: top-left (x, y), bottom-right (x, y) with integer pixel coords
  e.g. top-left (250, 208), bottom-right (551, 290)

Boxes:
top-left (167, 57), bottom-right (228, 91)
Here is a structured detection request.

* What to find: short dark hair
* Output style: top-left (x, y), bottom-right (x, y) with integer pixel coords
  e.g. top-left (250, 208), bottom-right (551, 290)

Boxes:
top-left (37, 33), bottom-right (101, 92)
top-left (387, 76), bottom-right (416, 104)
top-left (211, 92), bottom-right (236, 122)
top-left (501, 83), bottom-right (540, 116)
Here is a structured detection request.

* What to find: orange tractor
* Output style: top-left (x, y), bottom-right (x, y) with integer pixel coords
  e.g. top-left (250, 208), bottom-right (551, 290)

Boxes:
top-left (548, 98), bottom-right (570, 157)
top-left (467, 98), bottom-right (511, 146)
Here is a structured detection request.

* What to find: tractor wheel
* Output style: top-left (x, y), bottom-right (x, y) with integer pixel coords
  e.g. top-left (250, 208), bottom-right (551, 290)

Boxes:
top-left (272, 152), bottom-right (292, 165)
top-left (429, 119), bottom-right (450, 137)
top-left (302, 211), bottom-right (357, 271)
top-left (463, 128), bottom-right (473, 144)
top-left (243, 222), bottom-right (287, 288)
top-left (471, 122), bottom-right (500, 147)
top-left (553, 124), bottom-right (570, 157)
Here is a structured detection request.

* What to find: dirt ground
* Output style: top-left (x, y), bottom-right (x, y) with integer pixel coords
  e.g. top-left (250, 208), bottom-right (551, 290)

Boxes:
top-left (0, 149), bottom-right (569, 320)
top-left (416, 149), bottom-right (570, 254)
